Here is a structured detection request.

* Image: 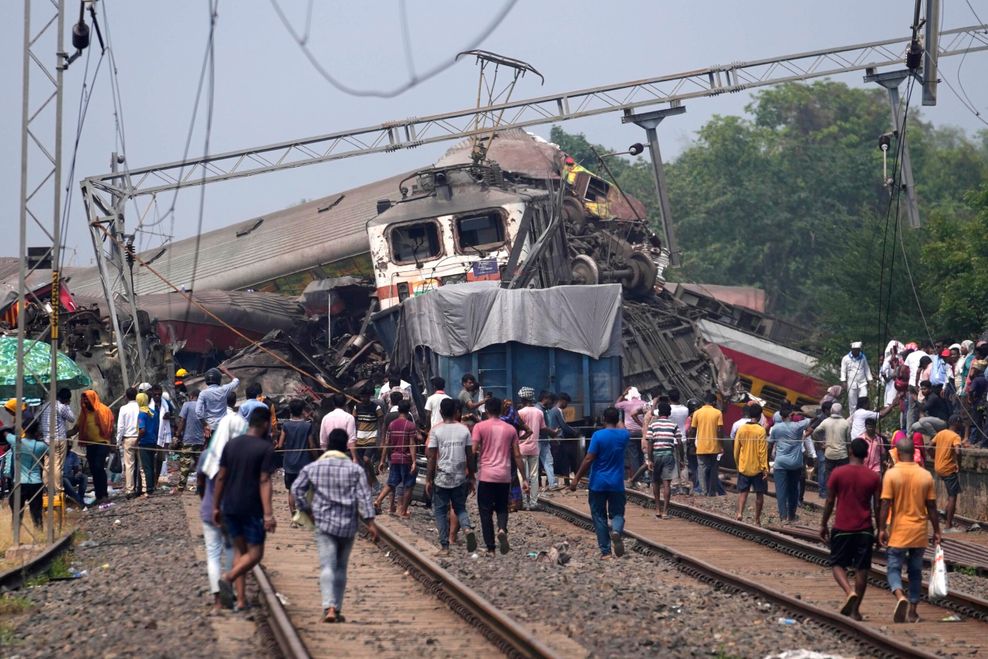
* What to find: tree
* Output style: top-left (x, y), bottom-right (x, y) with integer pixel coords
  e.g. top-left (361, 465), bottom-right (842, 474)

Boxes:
top-left (550, 80), bottom-right (988, 358)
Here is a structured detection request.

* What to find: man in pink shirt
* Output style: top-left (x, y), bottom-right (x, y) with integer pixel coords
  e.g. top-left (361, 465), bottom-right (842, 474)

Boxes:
top-left (473, 397), bottom-right (529, 554)
top-left (615, 387), bottom-right (648, 485)
top-left (858, 417), bottom-right (886, 474)
top-left (319, 393), bottom-right (356, 458)
top-left (516, 387), bottom-right (545, 510)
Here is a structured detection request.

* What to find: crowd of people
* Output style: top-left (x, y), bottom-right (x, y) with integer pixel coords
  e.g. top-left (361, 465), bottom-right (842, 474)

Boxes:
top-left (0, 344), bottom-right (978, 625)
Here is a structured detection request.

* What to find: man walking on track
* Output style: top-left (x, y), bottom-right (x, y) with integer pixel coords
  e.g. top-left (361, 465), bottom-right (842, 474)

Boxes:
top-left (733, 403), bottom-right (769, 526)
top-left (425, 398), bottom-right (478, 554)
top-left (643, 402), bottom-right (681, 519)
top-left (878, 434), bottom-right (942, 623)
top-left (819, 438), bottom-right (881, 620)
top-left (570, 407), bottom-right (628, 559)
top-left (213, 408), bottom-right (277, 611)
top-left (472, 397), bottom-right (528, 555)
top-left (291, 428), bottom-right (379, 623)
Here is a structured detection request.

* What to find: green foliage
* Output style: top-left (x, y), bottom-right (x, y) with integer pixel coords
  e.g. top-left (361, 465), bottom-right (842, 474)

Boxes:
top-left (551, 81), bottom-right (988, 357)
top-left (922, 187), bottom-right (988, 337)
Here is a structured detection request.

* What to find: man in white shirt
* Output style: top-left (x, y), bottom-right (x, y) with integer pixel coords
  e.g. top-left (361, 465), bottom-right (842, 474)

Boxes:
top-left (904, 342), bottom-right (934, 429)
top-left (424, 376), bottom-right (451, 430)
top-left (115, 387), bottom-right (141, 497)
top-left (840, 342), bottom-right (872, 415)
top-left (849, 396), bottom-right (898, 439)
top-left (318, 393), bottom-right (357, 454)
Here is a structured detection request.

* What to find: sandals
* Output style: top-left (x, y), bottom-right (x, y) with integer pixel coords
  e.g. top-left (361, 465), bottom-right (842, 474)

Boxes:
top-left (893, 598), bottom-right (908, 623)
top-left (840, 593), bottom-right (859, 617)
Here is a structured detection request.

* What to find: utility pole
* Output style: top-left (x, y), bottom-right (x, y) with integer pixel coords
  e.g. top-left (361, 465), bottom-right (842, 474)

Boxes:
top-left (17, 0), bottom-right (91, 546)
top-left (46, 0), bottom-right (67, 545)
top-left (865, 69), bottom-right (922, 229)
top-left (17, 0), bottom-right (66, 547)
top-left (622, 105), bottom-right (686, 266)
top-left (922, 0), bottom-right (941, 106)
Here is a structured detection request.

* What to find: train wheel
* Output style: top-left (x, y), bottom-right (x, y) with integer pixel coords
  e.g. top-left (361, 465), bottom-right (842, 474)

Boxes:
top-left (624, 252), bottom-right (658, 297)
top-left (570, 255), bottom-right (600, 285)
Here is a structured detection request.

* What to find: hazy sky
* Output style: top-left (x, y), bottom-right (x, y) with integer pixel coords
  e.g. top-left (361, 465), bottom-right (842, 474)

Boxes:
top-left (3, 1), bottom-right (986, 264)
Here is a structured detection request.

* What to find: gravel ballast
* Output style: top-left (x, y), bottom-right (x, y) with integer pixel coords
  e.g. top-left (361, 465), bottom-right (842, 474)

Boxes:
top-left (383, 492), bottom-right (870, 658)
top-left (658, 487), bottom-right (988, 602)
top-left (3, 495), bottom-right (263, 659)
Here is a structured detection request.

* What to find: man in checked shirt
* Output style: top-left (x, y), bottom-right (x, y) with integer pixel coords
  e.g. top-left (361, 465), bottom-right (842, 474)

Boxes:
top-left (292, 428), bottom-right (379, 623)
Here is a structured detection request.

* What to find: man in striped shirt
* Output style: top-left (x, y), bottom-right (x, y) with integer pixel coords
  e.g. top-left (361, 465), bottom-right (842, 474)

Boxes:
top-left (643, 402), bottom-right (681, 519)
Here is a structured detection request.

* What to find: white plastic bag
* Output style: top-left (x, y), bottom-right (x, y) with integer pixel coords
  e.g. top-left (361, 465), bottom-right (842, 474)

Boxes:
top-left (928, 543), bottom-right (948, 599)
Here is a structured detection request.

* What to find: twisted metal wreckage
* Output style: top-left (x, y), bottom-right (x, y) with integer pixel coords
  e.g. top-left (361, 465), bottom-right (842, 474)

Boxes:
top-left (2, 129), bottom-right (821, 418)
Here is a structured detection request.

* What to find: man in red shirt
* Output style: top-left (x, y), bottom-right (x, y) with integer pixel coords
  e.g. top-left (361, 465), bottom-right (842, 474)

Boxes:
top-left (473, 397), bottom-right (529, 554)
top-left (819, 437), bottom-right (881, 620)
top-left (373, 401), bottom-right (419, 517)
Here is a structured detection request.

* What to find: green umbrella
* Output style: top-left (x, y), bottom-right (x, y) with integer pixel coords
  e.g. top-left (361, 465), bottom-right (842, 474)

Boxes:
top-left (0, 336), bottom-right (92, 399)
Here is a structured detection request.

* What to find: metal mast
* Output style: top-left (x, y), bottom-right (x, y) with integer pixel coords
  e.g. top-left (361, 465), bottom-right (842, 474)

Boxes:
top-left (17, 0), bottom-right (66, 546)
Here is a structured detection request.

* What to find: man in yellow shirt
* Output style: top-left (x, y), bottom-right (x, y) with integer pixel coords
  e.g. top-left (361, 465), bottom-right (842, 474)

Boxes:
top-left (878, 434), bottom-right (941, 623)
top-left (689, 393), bottom-right (724, 497)
top-left (930, 416), bottom-right (968, 532)
top-left (733, 403), bottom-right (768, 525)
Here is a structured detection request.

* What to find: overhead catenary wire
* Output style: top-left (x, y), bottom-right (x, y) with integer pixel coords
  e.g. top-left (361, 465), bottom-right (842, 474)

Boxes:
top-left (181, 0), bottom-right (220, 336)
top-left (267, 0), bottom-right (519, 98)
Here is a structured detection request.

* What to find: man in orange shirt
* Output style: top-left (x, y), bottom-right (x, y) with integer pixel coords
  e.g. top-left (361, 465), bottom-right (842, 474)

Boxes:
top-left (878, 434), bottom-right (941, 623)
top-left (688, 393), bottom-right (724, 497)
top-left (930, 416), bottom-right (968, 532)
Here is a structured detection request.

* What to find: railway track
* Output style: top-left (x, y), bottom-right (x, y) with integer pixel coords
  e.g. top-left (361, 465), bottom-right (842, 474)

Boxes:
top-left (542, 490), bottom-right (988, 659)
top-left (260, 492), bottom-right (556, 659)
top-left (621, 487), bottom-right (988, 621)
top-left (717, 467), bottom-right (988, 573)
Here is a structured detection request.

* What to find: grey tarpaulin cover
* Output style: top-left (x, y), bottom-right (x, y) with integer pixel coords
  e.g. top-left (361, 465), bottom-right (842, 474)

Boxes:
top-left (393, 282), bottom-right (622, 365)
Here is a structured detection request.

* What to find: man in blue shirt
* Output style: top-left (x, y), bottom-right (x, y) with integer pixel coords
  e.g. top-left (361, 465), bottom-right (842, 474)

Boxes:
top-left (196, 368), bottom-right (240, 437)
top-left (768, 402), bottom-right (812, 523)
top-left (569, 407), bottom-right (628, 559)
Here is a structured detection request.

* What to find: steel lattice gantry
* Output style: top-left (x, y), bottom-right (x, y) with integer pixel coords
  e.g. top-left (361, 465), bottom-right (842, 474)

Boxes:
top-left (81, 23), bottom-right (987, 202)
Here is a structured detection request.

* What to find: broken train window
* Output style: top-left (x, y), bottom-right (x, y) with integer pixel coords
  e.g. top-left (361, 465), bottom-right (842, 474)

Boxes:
top-left (390, 222), bottom-right (442, 264)
top-left (455, 211), bottom-right (505, 252)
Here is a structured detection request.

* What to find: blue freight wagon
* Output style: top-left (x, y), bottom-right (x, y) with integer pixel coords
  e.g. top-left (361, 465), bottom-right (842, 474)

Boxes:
top-left (371, 282), bottom-right (624, 424)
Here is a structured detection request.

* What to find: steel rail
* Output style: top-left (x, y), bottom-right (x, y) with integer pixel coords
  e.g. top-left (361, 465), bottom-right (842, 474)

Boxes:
top-left (540, 497), bottom-right (937, 659)
top-left (0, 532), bottom-right (74, 592)
top-left (720, 467), bottom-right (988, 528)
top-left (364, 521), bottom-right (559, 659)
top-left (621, 488), bottom-right (988, 622)
top-left (253, 564), bottom-right (311, 659)
top-left (717, 467), bottom-right (988, 573)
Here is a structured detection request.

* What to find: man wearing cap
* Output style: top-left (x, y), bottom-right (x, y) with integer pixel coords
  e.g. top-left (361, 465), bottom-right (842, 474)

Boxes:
top-left (196, 367), bottom-right (240, 439)
top-left (516, 387), bottom-right (543, 509)
top-left (840, 343), bottom-right (872, 415)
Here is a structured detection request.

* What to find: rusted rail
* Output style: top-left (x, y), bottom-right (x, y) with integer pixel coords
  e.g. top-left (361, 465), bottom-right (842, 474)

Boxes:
top-left (541, 497), bottom-right (938, 659)
top-left (622, 488), bottom-right (988, 622)
top-left (253, 564), bottom-right (311, 659)
top-left (364, 521), bottom-right (558, 658)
